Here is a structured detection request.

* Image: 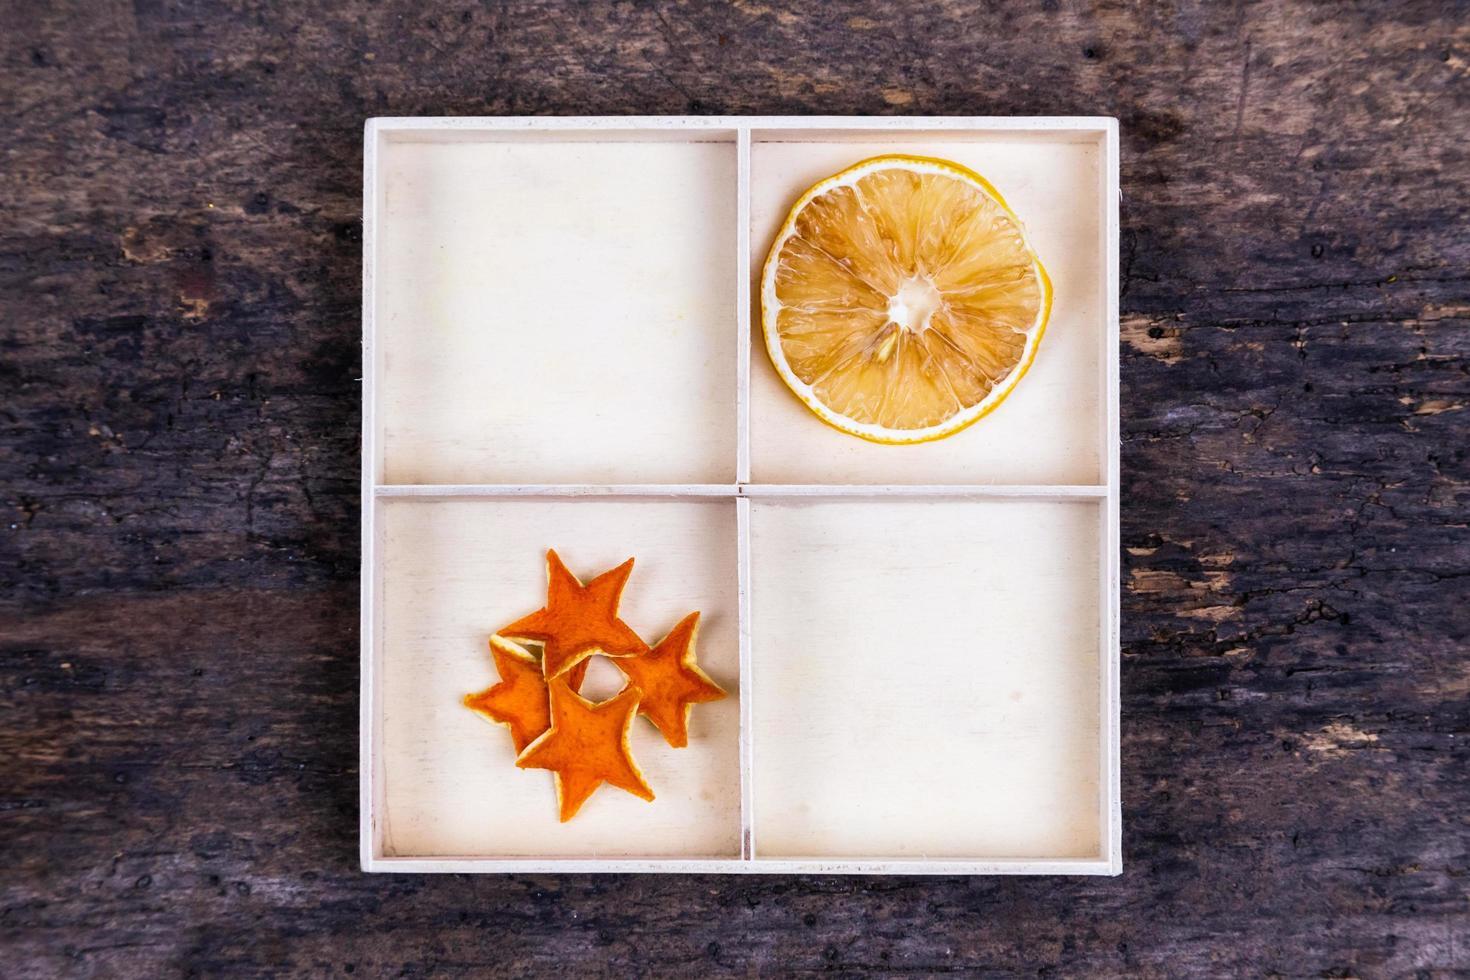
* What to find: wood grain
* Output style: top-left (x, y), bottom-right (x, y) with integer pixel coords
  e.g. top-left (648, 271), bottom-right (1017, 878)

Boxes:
top-left (1, 0), bottom-right (1466, 976)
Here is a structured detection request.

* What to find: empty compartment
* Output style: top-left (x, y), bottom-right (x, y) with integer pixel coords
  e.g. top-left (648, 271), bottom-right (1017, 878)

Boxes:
top-left (749, 497), bottom-right (1103, 860)
top-left (375, 496), bottom-right (740, 858)
top-left (748, 130), bottom-right (1108, 485)
top-left (373, 133), bottom-right (738, 484)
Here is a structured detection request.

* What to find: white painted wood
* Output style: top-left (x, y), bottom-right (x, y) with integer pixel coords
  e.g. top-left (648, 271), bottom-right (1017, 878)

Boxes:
top-left (735, 127), bottom-right (752, 485)
top-left (748, 498), bottom-right (1103, 860)
top-left (373, 483), bottom-right (1105, 499)
top-left (747, 134), bottom-right (1107, 487)
top-left (375, 483), bottom-right (739, 498)
top-left (360, 120), bottom-right (380, 871)
top-left (1102, 120), bottom-right (1124, 873)
top-left (376, 497), bottom-right (741, 859)
top-left (370, 115), bottom-right (1115, 135)
top-left (375, 136), bottom-right (737, 485)
top-left (736, 495), bottom-right (754, 859)
top-left (362, 116), bottom-right (1121, 874)
top-left (364, 856), bottom-right (1118, 875)
top-left (740, 484), bottom-right (1107, 499)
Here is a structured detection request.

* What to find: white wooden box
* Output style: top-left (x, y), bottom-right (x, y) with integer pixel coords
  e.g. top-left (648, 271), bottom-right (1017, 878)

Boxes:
top-left (361, 116), bottom-right (1120, 874)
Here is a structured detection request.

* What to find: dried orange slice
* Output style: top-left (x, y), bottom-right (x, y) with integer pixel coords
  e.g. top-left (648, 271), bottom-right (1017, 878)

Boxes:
top-left (761, 155), bottom-right (1052, 443)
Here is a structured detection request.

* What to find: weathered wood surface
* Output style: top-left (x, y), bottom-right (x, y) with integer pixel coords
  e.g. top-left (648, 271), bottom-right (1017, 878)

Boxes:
top-left (2, 0), bottom-right (1467, 976)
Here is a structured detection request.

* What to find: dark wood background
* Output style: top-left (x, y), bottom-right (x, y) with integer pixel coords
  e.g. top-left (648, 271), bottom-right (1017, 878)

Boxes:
top-left (3, 1), bottom-right (1467, 976)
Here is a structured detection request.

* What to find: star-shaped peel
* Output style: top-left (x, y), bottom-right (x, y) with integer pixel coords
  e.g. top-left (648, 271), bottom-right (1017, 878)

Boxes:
top-left (463, 636), bottom-right (589, 754)
top-left (516, 676), bottom-right (654, 821)
top-left (613, 612), bottom-right (725, 748)
top-left (502, 550), bottom-right (648, 679)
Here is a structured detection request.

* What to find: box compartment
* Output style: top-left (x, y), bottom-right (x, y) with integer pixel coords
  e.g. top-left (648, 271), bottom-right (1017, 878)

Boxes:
top-left (375, 496), bottom-right (741, 859)
top-left (748, 129), bottom-right (1109, 487)
top-left (749, 497), bottom-right (1103, 861)
top-left (373, 132), bottom-right (738, 486)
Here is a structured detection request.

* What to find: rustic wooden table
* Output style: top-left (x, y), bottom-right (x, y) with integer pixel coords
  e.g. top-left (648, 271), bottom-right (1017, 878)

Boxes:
top-left (3, 2), bottom-right (1467, 976)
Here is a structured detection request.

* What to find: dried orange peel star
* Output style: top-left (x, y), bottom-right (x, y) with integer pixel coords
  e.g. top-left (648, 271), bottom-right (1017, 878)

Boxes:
top-left (463, 636), bottom-right (590, 754)
top-left (614, 612), bottom-right (725, 748)
top-left (465, 550), bottom-right (728, 821)
top-left (515, 676), bottom-right (654, 821)
top-left (502, 550), bottom-right (648, 679)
